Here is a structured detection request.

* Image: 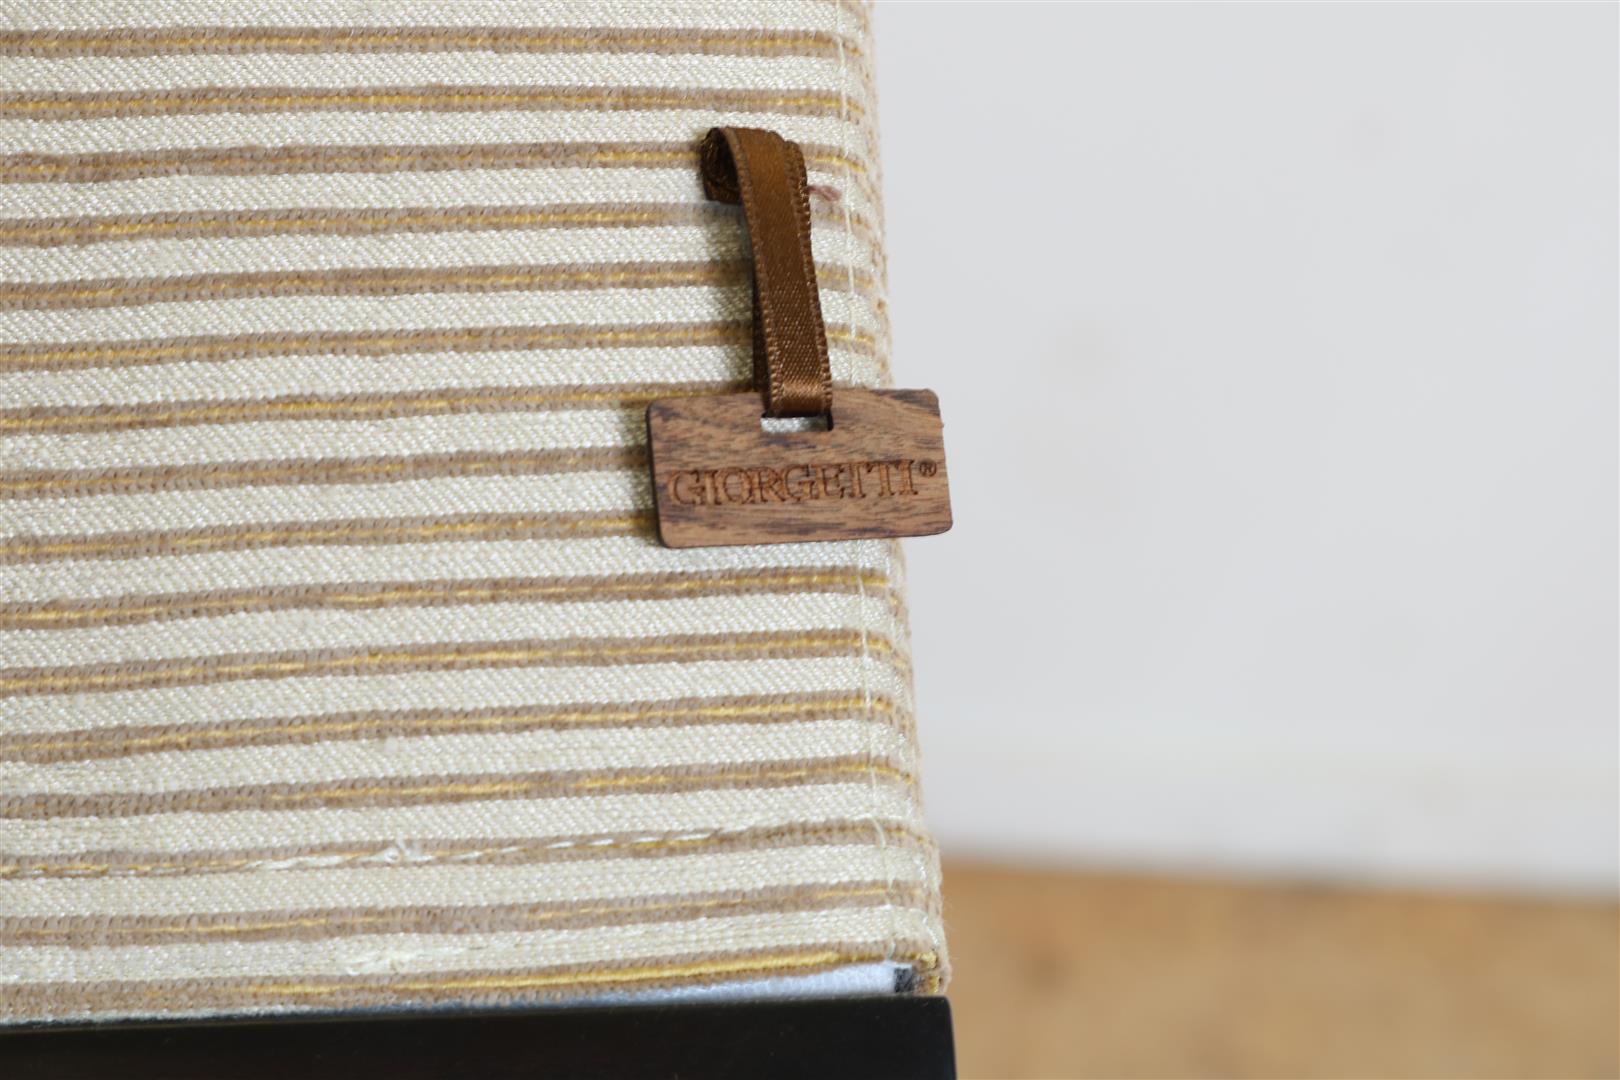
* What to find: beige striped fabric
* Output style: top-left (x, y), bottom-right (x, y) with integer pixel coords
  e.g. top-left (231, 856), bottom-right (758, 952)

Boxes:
top-left (0, 0), bottom-right (946, 1022)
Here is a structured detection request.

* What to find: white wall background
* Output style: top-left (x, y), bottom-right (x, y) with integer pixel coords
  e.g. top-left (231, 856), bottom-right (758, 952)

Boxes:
top-left (874, 2), bottom-right (1618, 893)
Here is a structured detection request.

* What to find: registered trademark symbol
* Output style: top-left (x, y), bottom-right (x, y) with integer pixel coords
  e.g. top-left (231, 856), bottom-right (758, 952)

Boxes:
top-left (916, 460), bottom-right (937, 477)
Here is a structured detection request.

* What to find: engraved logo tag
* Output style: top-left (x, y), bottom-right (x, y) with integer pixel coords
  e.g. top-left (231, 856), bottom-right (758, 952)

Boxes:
top-left (646, 388), bottom-right (952, 548)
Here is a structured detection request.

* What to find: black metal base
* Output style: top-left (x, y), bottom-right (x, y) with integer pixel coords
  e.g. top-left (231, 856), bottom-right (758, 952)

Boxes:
top-left (1, 996), bottom-right (955, 1080)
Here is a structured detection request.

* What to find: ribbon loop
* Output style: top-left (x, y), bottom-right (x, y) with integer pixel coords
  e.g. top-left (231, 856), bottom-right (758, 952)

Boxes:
top-left (699, 127), bottom-right (833, 418)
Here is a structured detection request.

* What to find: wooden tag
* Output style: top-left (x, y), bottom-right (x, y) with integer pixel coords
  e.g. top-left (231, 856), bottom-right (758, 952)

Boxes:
top-left (646, 388), bottom-right (952, 548)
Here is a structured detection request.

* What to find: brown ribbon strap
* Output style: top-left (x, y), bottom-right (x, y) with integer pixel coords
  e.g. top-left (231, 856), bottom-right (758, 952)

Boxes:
top-left (699, 127), bottom-right (833, 418)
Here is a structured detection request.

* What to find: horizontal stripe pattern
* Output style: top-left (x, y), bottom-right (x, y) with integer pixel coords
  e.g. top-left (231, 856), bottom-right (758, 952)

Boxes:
top-left (0, 778), bottom-right (923, 858)
top-left (0, 259), bottom-right (875, 309)
top-left (0, 818), bottom-right (931, 880)
top-left (0, 26), bottom-right (861, 59)
top-left (0, 689), bottom-right (903, 763)
top-left (0, 284), bottom-right (877, 346)
top-left (0, 139), bottom-right (867, 185)
top-left (0, 590), bottom-right (903, 673)
top-left (0, 533), bottom-right (896, 608)
top-left (0, 320), bottom-right (878, 372)
top-left (0, 835), bottom-right (924, 917)
top-left (0, 84), bottom-right (864, 122)
top-left (0, 880), bottom-right (926, 947)
top-left (0, 720), bottom-right (918, 805)
top-left (0, 202), bottom-right (740, 247)
top-left (0, 1), bottom-right (867, 32)
top-left (0, 202), bottom-right (872, 250)
top-left (0, 382), bottom-right (735, 435)
top-left (0, 628), bottom-right (896, 697)
top-left (1, 940), bottom-right (943, 1018)
top-left (0, 446), bottom-right (640, 499)
top-left (0, 567), bottom-right (888, 632)
top-left (0, 754), bottom-right (915, 820)
top-left (0, 226), bottom-right (871, 291)
top-left (0, 58), bottom-right (856, 102)
top-left (0, 0), bottom-right (944, 1022)
top-left (0, 105), bottom-right (870, 158)
top-left (0, 511), bottom-right (651, 563)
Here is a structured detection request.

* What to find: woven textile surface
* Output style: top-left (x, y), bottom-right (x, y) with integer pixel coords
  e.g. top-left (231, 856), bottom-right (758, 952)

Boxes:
top-left (0, 0), bottom-right (945, 1021)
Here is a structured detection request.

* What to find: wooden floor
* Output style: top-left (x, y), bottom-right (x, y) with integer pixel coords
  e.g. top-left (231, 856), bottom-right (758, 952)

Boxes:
top-left (940, 861), bottom-right (1619, 1080)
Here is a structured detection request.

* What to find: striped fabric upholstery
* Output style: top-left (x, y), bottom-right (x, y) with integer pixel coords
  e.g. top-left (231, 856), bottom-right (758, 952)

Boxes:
top-left (0, 1), bottom-right (946, 1021)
